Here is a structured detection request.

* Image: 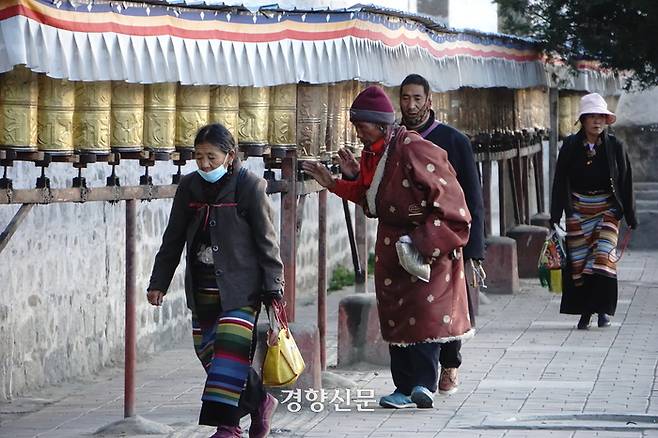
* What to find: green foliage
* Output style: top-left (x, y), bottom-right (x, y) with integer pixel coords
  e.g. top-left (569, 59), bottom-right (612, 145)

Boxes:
top-left (328, 265), bottom-right (355, 292)
top-left (495, 0), bottom-right (658, 89)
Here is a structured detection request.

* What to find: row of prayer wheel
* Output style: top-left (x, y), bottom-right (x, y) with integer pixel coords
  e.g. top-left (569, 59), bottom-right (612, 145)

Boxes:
top-left (0, 66), bottom-right (370, 158)
top-left (430, 87), bottom-right (548, 135)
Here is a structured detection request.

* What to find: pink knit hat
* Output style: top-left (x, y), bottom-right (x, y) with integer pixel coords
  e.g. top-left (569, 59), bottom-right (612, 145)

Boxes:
top-left (577, 93), bottom-right (616, 125)
top-left (349, 86), bottom-right (396, 125)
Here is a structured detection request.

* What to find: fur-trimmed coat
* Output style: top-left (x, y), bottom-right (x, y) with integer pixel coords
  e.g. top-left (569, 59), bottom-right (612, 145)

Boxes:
top-left (366, 127), bottom-right (473, 345)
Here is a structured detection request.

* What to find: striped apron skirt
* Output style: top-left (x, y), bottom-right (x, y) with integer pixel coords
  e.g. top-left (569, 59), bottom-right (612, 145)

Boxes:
top-left (191, 262), bottom-right (261, 426)
top-left (560, 191), bottom-right (620, 315)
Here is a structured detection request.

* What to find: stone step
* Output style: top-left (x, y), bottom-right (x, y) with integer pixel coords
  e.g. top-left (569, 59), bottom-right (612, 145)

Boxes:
top-left (636, 199), bottom-right (658, 211)
top-left (635, 182), bottom-right (658, 191)
top-left (635, 190), bottom-right (658, 201)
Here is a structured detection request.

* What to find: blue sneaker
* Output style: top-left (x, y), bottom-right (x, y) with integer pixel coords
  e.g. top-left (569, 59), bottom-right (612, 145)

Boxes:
top-left (379, 390), bottom-right (415, 409)
top-left (410, 385), bottom-right (434, 408)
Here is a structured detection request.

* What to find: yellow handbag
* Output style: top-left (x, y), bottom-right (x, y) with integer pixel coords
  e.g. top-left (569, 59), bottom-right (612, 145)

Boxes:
top-left (262, 301), bottom-right (305, 387)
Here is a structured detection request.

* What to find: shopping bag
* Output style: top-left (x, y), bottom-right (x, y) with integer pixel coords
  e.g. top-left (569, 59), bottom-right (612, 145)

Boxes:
top-left (538, 227), bottom-right (565, 294)
top-left (262, 300), bottom-right (305, 387)
top-left (549, 268), bottom-right (562, 293)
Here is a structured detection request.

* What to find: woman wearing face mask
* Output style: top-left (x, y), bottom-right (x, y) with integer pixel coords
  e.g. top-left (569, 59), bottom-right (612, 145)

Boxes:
top-left (550, 93), bottom-right (637, 330)
top-left (147, 123), bottom-right (284, 438)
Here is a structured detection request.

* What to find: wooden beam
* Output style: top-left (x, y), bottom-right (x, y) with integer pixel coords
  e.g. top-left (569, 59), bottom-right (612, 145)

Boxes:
top-left (474, 143), bottom-right (541, 162)
top-left (0, 179), bottom-right (293, 205)
top-left (0, 185), bottom-right (178, 204)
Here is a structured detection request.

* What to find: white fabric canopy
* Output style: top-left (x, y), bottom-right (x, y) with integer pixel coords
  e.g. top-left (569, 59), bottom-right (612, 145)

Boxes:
top-left (0, 1), bottom-right (624, 95)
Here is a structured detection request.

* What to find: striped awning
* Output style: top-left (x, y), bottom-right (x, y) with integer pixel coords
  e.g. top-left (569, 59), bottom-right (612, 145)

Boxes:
top-left (0, 0), bottom-right (623, 94)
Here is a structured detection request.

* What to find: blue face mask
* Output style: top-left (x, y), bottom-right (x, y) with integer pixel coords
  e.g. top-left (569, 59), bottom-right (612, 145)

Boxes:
top-left (197, 156), bottom-right (229, 183)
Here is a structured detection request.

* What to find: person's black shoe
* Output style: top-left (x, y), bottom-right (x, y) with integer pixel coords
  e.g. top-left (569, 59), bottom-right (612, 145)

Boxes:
top-left (598, 313), bottom-right (611, 327)
top-left (577, 314), bottom-right (591, 330)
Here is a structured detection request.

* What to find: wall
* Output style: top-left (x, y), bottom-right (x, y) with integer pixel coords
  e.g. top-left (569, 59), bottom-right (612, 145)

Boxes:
top-left (614, 87), bottom-right (658, 182)
top-left (0, 157), bottom-right (375, 401)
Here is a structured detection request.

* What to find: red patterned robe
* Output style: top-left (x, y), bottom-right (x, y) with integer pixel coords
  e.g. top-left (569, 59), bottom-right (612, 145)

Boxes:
top-left (366, 126), bottom-right (473, 345)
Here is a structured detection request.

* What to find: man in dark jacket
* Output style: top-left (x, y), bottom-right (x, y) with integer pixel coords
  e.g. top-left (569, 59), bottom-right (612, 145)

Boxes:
top-left (399, 74), bottom-right (485, 396)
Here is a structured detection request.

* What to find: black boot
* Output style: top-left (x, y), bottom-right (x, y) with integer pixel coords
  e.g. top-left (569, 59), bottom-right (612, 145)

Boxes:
top-left (598, 313), bottom-right (611, 327)
top-left (577, 314), bottom-right (591, 330)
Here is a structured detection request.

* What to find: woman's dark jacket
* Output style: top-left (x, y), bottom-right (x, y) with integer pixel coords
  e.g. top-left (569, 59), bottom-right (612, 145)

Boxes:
top-left (550, 130), bottom-right (637, 228)
top-left (148, 159), bottom-right (284, 313)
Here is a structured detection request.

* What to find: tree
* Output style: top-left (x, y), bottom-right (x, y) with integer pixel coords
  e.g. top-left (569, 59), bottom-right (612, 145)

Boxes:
top-left (495, 0), bottom-right (658, 89)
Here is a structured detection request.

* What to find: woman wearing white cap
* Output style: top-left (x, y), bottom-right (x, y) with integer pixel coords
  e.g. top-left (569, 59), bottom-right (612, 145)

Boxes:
top-left (550, 93), bottom-right (637, 330)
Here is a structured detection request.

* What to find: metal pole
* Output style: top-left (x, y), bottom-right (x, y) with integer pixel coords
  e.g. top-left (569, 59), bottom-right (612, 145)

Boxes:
top-left (498, 160), bottom-right (508, 235)
top-left (509, 158), bottom-right (521, 226)
top-left (342, 200), bottom-right (363, 285)
top-left (124, 199), bottom-right (137, 418)
top-left (481, 161), bottom-right (492, 237)
top-left (354, 205), bottom-right (367, 292)
top-left (280, 151), bottom-right (298, 322)
top-left (317, 190), bottom-right (327, 371)
top-left (549, 87), bottom-right (559, 201)
top-left (521, 156), bottom-right (530, 223)
top-left (533, 152), bottom-right (545, 213)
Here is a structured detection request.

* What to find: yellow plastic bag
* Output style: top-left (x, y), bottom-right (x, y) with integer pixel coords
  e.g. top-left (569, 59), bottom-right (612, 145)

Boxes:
top-left (262, 301), bottom-right (305, 387)
top-left (549, 268), bottom-right (562, 294)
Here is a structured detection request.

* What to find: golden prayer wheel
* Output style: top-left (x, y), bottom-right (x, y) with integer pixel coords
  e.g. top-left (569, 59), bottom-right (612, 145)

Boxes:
top-left (383, 86), bottom-right (401, 122)
top-left (176, 85), bottom-right (209, 150)
top-left (351, 81), bottom-right (366, 157)
top-left (524, 87), bottom-right (544, 129)
top-left (489, 89), bottom-right (501, 130)
top-left (110, 82), bottom-right (144, 152)
top-left (341, 80), bottom-right (354, 151)
top-left (522, 88), bottom-right (532, 129)
top-left (462, 88), bottom-right (480, 134)
top-left (513, 89), bottom-right (523, 129)
top-left (325, 82), bottom-right (346, 156)
top-left (463, 88), bottom-right (479, 133)
top-left (296, 83), bottom-right (328, 159)
top-left (73, 81), bottom-right (111, 154)
top-left (209, 85), bottom-right (239, 139)
top-left (238, 86), bottom-right (269, 146)
top-left (268, 84), bottom-right (297, 149)
top-left (504, 88), bottom-right (517, 130)
top-left (37, 75), bottom-right (75, 155)
top-left (483, 88), bottom-right (496, 132)
top-left (448, 89), bottom-right (459, 126)
top-left (432, 91), bottom-right (448, 126)
top-left (524, 88), bottom-right (536, 129)
top-left (538, 88), bottom-right (549, 128)
top-left (0, 66), bottom-right (38, 151)
top-left (571, 93), bottom-right (582, 127)
top-left (558, 94), bottom-right (572, 139)
top-left (144, 83), bottom-right (176, 152)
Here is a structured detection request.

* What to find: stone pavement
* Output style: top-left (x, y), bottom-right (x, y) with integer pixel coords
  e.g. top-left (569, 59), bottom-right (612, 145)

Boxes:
top-left (2, 250), bottom-right (658, 438)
